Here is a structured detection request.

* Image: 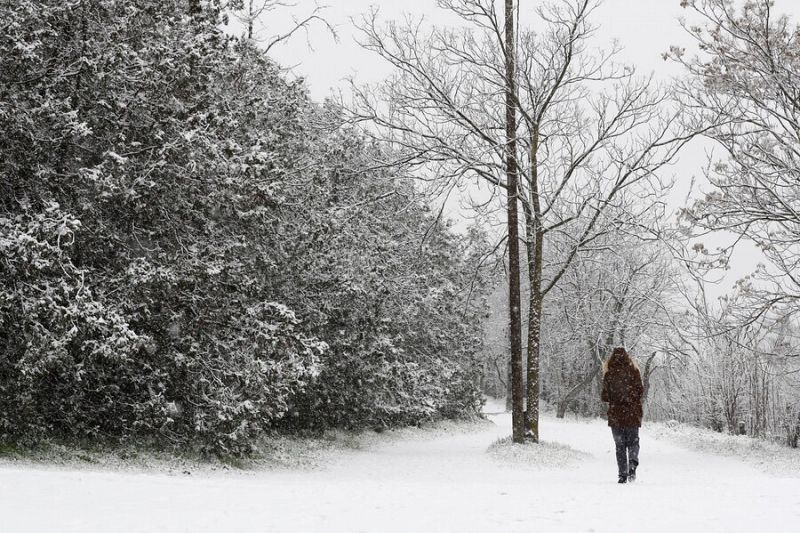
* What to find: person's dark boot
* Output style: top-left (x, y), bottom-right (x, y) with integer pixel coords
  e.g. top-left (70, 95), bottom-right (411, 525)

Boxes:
top-left (617, 474), bottom-right (627, 484)
top-left (629, 461), bottom-right (638, 482)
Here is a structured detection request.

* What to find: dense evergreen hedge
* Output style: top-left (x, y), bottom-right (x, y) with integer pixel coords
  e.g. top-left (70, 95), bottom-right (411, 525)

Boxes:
top-left (0, 0), bottom-right (492, 456)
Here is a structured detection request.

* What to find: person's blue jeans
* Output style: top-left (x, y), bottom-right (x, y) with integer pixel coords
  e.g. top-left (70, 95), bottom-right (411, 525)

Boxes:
top-left (611, 427), bottom-right (639, 477)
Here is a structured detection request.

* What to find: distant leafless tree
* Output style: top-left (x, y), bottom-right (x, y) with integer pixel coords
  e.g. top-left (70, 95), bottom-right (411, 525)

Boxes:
top-left (672, 0), bottom-right (800, 333)
top-left (543, 221), bottom-right (679, 419)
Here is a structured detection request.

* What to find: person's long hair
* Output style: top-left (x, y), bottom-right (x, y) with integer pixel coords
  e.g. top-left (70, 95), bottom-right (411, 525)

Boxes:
top-left (602, 346), bottom-right (639, 375)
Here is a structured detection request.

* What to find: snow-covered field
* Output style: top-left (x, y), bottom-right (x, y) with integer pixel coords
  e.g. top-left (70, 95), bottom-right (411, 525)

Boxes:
top-left (3, 407), bottom-right (800, 533)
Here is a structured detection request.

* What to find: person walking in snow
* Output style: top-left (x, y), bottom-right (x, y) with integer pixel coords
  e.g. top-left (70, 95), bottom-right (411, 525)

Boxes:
top-left (601, 347), bottom-right (644, 484)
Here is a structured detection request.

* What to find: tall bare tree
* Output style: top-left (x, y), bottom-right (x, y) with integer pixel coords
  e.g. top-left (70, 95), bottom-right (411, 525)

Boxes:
top-left (511, 0), bottom-right (701, 440)
top-left (504, 0), bottom-right (526, 443)
top-left (347, 0), bottom-right (695, 442)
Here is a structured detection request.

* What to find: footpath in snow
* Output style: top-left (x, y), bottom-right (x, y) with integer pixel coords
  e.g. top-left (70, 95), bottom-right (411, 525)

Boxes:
top-left (2, 408), bottom-right (800, 533)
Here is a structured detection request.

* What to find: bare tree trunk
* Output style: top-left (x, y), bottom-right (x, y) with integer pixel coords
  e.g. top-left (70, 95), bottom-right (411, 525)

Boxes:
top-left (641, 351), bottom-right (657, 403)
top-left (506, 358), bottom-right (513, 412)
top-left (248, 0), bottom-right (255, 40)
top-left (505, 0), bottom-right (525, 444)
top-left (525, 125), bottom-right (543, 442)
top-left (556, 364), bottom-right (600, 418)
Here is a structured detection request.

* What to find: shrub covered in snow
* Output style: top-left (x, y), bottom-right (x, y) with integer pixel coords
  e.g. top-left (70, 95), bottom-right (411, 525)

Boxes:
top-left (0, 0), bottom-right (492, 456)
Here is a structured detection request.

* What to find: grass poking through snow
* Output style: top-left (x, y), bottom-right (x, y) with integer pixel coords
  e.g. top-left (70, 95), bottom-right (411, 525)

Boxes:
top-left (487, 436), bottom-right (591, 469)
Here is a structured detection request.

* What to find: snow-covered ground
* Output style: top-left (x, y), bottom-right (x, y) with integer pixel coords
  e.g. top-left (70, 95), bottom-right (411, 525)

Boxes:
top-left (3, 407), bottom-right (800, 533)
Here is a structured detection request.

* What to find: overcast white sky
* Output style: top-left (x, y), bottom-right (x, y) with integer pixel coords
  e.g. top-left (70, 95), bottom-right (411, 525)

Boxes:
top-left (245, 0), bottom-right (686, 100)
top-left (225, 0), bottom-right (800, 296)
top-left (242, 0), bottom-right (800, 99)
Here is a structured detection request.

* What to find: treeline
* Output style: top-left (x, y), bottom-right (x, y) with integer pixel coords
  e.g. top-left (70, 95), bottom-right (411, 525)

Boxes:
top-left (0, 1), bottom-right (492, 456)
top-left (481, 229), bottom-right (800, 448)
top-left (647, 309), bottom-right (800, 446)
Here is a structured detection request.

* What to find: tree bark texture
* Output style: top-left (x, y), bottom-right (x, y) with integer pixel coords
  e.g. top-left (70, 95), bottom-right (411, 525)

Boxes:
top-left (525, 124), bottom-right (544, 441)
top-left (505, 0), bottom-right (525, 443)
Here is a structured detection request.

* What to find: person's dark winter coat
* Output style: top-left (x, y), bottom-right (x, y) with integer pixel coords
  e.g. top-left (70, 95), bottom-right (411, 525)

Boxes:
top-left (601, 347), bottom-right (644, 428)
top-left (601, 347), bottom-right (644, 481)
